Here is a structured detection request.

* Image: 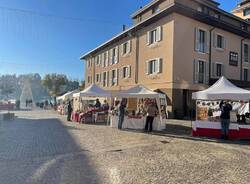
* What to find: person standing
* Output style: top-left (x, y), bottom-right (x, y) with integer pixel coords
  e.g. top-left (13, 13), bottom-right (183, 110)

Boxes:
top-left (118, 99), bottom-right (127, 130)
top-left (95, 98), bottom-right (101, 109)
top-left (67, 101), bottom-right (73, 121)
top-left (145, 102), bottom-right (158, 132)
top-left (220, 100), bottom-right (232, 139)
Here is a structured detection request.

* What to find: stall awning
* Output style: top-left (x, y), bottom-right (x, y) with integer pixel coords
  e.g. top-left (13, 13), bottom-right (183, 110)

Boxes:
top-left (57, 90), bottom-right (79, 101)
top-left (114, 85), bottom-right (165, 99)
top-left (192, 76), bottom-right (250, 101)
top-left (73, 84), bottom-right (111, 98)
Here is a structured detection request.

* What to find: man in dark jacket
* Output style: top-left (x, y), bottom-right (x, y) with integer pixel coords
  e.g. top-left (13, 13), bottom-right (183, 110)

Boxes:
top-left (220, 100), bottom-right (232, 139)
top-left (67, 102), bottom-right (73, 121)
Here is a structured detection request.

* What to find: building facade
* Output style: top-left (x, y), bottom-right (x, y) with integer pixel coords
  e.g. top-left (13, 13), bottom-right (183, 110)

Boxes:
top-left (81, 0), bottom-right (250, 118)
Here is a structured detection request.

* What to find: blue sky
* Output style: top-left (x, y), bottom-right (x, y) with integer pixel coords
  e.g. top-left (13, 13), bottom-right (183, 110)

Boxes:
top-left (0, 0), bottom-right (237, 81)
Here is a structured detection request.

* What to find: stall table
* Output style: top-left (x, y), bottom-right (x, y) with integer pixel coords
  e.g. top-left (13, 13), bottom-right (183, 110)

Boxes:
top-left (192, 121), bottom-right (250, 140)
top-left (110, 115), bottom-right (166, 131)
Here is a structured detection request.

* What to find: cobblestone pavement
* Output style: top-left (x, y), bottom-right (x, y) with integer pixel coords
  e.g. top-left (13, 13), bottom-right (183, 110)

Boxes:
top-left (0, 110), bottom-right (250, 184)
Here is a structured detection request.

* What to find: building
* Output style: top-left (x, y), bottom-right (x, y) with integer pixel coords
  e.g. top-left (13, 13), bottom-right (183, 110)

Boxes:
top-left (80, 0), bottom-right (250, 118)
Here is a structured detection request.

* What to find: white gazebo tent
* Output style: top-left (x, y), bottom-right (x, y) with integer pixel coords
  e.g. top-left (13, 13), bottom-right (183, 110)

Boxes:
top-left (192, 76), bottom-right (250, 101)
top-left (57, 90), bottom-right (79, 102)
top-left (73, 84), bottom-right (111, 111)
top-left (191, 76), bottom-right (250, 139)
top-left (73, 84), bottom-right (111, 98)
top-left (114, 85), bottom-right (167, 128)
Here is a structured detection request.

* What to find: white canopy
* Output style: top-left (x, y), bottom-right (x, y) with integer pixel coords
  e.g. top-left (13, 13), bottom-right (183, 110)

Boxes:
top-left (57, 90), bottom-right (79, 101)
top-left (115, 85), bottom-right (165, 99)
top-left (192, 76), bottom-right (250, 101)
top-left (73, 84), bottom-right (111, 98)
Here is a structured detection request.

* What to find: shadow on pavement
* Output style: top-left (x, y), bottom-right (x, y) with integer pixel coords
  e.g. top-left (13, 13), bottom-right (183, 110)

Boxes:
top-left (0, 116), bottom-right (100, 184)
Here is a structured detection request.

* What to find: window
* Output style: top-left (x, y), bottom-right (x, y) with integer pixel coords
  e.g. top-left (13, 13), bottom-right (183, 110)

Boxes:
top-left (243, 69), bottom-right (248, 81)
top-left (146, 58), bottom-right (162, 75)
top-left (87, 60), bottom-right (91, 68)
top-left (88, 76), bottom-right (91, 83)
top-left (195, 28), bottom-right (208, 53)
top-left (103, 51), bottom-right (109, 67)
top-left (96, 74), bottom-right (100, 83)
top-left (198, 61), bottom-right (205, 83)
top-left (229, 52), bottom-right (238, 66)
top-left (137, 15), bottom-right (142, 22)
top-left (122, 66), bottom-right (131, 78)
top-left (152, 5), bottom-right (160, 14)
top-left (111, 69), bottom-right (118, 86)
top-left (95, 56), bottom-right (100, 66)
top-left (147, 26), bottom-right (162, 45)
top-left (244, 44), bottom-right (249, 63)
top-left (111, 47), bottom-right (118, 64)
top-left (215, 34), bottom-right (225, 49)
top-left (244, 8), bottom-right (250, 16)
top-left (216, 63), bottom-right (222, 77)
top-left (122, 41), bottom-right (131, 55)
top-left (102, 72), bottom-right (108, 87)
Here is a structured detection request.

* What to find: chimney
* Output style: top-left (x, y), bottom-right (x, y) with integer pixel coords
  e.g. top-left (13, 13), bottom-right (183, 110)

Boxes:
top-left (122, 24), bottom-right (126, 31)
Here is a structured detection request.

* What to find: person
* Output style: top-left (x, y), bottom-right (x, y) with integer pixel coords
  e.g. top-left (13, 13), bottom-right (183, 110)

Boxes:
top-left (102, 100), bottom-right (109, 110)
top-left (220, 100), bottom-right (232, 139)
top-left (118, 99), bottom-right (127, 130)
top-left (145, 102), bottom-right (158, 132)
top-left (67, 101), bottom-right (73, 121)
top-left (95, 98), bottom-right (101, 108)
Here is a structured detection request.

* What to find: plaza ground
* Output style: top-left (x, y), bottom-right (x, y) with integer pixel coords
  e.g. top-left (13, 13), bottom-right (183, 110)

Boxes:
top-left (0, 110), bottom-right (250, 184)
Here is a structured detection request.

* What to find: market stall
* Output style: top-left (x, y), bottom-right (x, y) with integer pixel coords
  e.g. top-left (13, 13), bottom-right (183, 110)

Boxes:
top-left (192, 76), bottom-right (250, 139)
top-left (111, 85), bottom-right (167, 131)
top-left (72, 84), bottom-right (111, 123)
top-left (56, 90), bottom-right (79, 115)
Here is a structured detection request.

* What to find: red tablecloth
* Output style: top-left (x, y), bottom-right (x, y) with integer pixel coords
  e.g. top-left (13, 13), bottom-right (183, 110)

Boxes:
top-left (192, 121), bottom-right (250, 140)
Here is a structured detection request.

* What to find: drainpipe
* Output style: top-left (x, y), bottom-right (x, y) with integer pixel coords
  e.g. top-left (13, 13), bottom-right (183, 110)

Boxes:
top-left (209, 27), bottom-right (215, 84)
top-left (240, 38), bottom-right (247, 81)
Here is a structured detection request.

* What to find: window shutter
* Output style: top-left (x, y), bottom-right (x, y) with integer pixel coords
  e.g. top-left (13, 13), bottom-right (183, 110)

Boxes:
top-left (106, 51), bottom-right (109, 66)
top-left (194, 28), bottom-right (199, 51)
top-left (223, 37), bottom-right (226, 50)
top-left (109, 50), bottom-right (113, 65)
top-left (128, 40), bottom-right (131, 53)
top-left (156, 26), bottom-right (162, 42)
top-left (221, 64), bottom-right (225, 77)
top-left (116, 69), bottom-right (119, 85)
top-left (146, 31), bottom-right (150, 45)
top-left (193, 60), bottom-right (198, 83)
top-left (212, 62), bottom-right (216, 78)
top-left (115, 46), bottom-right (119, 63)
top-left (145, 61), bottom-right (149, 75)
top-left (102, 54), bottom-right (105, 67)
top-left (213, 32), bottom-right (217, 48)
top-left (129, 65), bottom-right (131, 78)
top-left (205, 62), bottom-right (209, 84)
top-left (206, 31), bottom-right (210, 54)
top-left (157, 58), bottom-right (163, 73)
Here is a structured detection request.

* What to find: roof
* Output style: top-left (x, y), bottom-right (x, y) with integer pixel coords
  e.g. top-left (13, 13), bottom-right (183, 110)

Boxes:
top-left (114, 85), bottom-right (166, 99)
top-left (192, 76), bottom-right (250, 100)
top-left (80, 0), bottom-right (250, 60)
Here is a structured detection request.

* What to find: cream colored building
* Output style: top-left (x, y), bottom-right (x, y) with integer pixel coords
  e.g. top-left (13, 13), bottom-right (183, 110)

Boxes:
top-left (80, 0), bottom-right (250, 118)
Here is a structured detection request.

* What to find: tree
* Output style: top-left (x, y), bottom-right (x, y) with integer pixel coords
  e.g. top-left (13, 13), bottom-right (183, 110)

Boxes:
top-left (42, 74), bottom-right (68, 103)
top-left (0, 82), bottom-right (15, 100)
top-left (79, 81), bottom-right (85, 90)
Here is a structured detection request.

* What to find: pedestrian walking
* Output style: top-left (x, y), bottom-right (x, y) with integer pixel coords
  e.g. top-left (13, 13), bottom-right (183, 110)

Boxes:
top-left (220, 100), bottom-right (232, 139)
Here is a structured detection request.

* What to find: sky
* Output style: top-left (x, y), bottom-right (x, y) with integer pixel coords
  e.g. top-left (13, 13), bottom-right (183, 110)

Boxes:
top-left (0, 0), bottom-right (238, 81)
